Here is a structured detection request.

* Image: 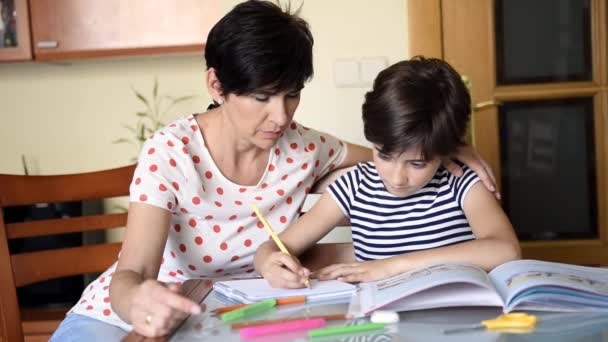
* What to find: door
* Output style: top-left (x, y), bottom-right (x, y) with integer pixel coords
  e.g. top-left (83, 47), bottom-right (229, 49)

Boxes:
top-left (409, 0), bottom-right (608, 265)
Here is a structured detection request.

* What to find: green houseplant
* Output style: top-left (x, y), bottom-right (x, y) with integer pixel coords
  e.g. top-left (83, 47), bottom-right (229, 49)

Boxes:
top-left (114, 79), bottom-right (196, 161)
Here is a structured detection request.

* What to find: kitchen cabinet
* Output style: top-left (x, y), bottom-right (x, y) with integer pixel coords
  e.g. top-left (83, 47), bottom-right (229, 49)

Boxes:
top-left (0, 0), bottom-right (32, 61)
top-left (0, 0), bottom-right (220, 62)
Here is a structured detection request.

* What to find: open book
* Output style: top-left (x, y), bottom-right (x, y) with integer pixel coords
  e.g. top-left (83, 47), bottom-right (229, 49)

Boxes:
top-left (352, 259), bottom-right (608, 316)
top-left (213, 278), bottom-right (357, 304)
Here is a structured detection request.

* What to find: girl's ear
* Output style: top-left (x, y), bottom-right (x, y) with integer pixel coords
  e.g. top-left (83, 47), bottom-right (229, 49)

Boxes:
top-left (206, 68), bottom-right (225, 103)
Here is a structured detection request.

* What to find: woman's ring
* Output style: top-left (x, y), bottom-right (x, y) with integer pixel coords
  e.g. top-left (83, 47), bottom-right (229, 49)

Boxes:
top-left (145, 314), bottom-right (152, 324)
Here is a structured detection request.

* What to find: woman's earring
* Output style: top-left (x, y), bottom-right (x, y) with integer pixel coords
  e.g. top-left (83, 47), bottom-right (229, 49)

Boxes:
top-left (217, 98), bottom-right (224, 105)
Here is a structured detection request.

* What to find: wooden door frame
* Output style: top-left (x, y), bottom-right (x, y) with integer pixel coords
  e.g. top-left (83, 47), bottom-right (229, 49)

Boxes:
top-left (407, 0), bottom-right (443, 58)
top-left (407, 0), bottom-right (608, 265)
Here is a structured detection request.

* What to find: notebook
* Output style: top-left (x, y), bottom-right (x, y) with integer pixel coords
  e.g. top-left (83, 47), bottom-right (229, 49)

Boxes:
top-left (213, 278), bottom-right (357, 304)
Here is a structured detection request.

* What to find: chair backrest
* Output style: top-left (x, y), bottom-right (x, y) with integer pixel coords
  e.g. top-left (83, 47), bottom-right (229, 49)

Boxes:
top-left (0, 164), bottom-right (135, 342)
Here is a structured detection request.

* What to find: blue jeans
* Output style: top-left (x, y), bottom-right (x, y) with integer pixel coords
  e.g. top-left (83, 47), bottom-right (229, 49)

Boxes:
top-left (50, 314), bottom-right (128, 342)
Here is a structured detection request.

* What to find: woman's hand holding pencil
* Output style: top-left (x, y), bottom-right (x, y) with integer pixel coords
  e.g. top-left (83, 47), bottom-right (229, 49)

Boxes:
top-left (251, 204), bottom-right (312, 289)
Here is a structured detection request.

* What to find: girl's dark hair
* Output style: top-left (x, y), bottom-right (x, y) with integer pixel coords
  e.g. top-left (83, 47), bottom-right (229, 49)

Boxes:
top-left (362, 56), bottom-right (471, 160)
top-left (204, 0), bottom-right (314, 97)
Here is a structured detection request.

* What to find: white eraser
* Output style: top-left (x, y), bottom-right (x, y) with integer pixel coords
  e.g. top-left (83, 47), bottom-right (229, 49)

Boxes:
top-left (370, 310), bottom-right (400, 324)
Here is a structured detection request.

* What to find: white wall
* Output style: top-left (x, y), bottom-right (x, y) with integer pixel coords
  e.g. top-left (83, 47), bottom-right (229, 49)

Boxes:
top-left (0, 56), bottom-right (209, 174)
top-left (293, 0), bottom-right (408, 145)
top-left (0, 1), bottom-right (408, 242)
top-left (0, 0), bottom-right (407, 174)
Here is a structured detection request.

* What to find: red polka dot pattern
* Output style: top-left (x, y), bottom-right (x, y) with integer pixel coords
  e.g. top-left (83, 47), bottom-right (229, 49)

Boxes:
top-left (104, 116), bottom-right (346, 325)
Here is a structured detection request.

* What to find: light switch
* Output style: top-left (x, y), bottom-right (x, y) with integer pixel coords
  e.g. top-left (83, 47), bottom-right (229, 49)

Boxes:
top-left (360, 57), bottom-right (388, 84)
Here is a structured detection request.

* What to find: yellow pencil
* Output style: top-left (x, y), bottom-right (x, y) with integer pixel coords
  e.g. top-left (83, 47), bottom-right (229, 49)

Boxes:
top-left (251, 203), bottom-right (311, 289)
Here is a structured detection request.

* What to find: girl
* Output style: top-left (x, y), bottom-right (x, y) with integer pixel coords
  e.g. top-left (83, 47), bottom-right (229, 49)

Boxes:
top-left (255, 57), bottom-right (520, 288)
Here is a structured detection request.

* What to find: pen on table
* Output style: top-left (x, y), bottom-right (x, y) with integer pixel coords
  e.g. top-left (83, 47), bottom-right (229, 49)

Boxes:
top-left (239, 318), bottom-right (327, 338)
top-left (231, 313), bottom-right (352, 329)
top-left (213, 296), bottom-right (307, 314)
top-left (308, 323), bottom-right (385, 338)
top-left (221, 298), bottom-right (277, 322)
top-left (251, 203), bottom-right (311, 289)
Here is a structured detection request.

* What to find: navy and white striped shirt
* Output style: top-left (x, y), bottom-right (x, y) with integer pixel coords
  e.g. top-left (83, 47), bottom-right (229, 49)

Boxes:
top-left (328, 162), bottom-right (479, 261)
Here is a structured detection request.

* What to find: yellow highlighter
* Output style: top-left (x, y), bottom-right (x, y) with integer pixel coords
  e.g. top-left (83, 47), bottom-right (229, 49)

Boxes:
top-left (251, 203), bottom-right (311, 289)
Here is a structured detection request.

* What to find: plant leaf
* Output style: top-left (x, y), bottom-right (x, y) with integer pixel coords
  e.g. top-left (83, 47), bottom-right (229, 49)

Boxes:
top-left (112, 138), bottom-right (131, 144)
top-left (135, 111), bottom-right (148, 117)
top-left (132, 86), bottom-right (152, 113)
top-left (121, 124), bottom-right (137, 133)
top-left (134, 90), bottom-right (150, 107)
top-left (153, 78), bottom-right (158, 98)
top-left (172, 95), bottom-right (196, 104)
top-left (161, 95), bottom-right (197, 117)
top-left (139, 124), bottom-right (146, 140)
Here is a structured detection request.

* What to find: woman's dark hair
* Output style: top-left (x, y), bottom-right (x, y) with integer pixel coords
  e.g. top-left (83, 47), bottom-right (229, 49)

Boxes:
top-left (362, 56), bottom-right (471, 160)
top-left (205, 0), bottom-right (314, 97)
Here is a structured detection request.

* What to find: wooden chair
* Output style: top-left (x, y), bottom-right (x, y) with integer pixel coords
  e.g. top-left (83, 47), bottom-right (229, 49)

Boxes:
top-left (300, 242), bottom-right (354, 271)
top-left (0, 164), bottom-right (135, 342)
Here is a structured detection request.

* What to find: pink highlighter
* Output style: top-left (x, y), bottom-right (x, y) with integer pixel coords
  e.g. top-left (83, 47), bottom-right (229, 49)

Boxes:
top-left (239, 318), bottom-right (327, 338)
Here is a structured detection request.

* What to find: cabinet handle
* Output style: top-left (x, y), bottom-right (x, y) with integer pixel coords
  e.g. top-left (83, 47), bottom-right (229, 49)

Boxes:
top-left (37, 41), bottom-right (59, 48)
top-left (473, 100), bottom-right (502, 111)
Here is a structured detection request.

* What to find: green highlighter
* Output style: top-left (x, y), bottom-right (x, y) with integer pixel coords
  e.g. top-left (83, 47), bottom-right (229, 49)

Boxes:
top-left (309, 322), bottom-right (385, 338)
top-left (220, 299), bottom-right (277, 322)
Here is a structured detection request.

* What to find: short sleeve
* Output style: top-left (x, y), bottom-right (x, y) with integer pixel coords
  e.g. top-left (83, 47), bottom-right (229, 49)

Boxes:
top-left (297, 124), bottom-right (347, 180)
top-left (129, 133), bottom-right (186, 211)
top-left (451, 165), bottom-right (481, 208)
top-left (327, 166), bottom-right (361, 218)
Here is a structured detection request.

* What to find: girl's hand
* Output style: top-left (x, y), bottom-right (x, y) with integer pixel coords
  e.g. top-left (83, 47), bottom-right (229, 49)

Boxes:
top-left (315, 259), bottom-right (396, 283)
top-left (443, 145), bottom-right (500, 200)
top-left (129, 280), bottom-right (201, 337)
top-left (258, 251), bottom-right (311, 289)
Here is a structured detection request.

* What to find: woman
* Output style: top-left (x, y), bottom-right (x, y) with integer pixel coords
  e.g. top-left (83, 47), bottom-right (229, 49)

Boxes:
top-left (50, 1), bottom-right (496, 340)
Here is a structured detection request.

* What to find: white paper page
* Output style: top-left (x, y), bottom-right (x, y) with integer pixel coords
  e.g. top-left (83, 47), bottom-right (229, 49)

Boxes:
top-left (355, 263), bottom-right (498, 315)
top-left (488, 259), bottom-right (608, 311)
top-left (382, 283), bottom-right (503, 312)
top-left (213, 278), bottom-right (357, 303)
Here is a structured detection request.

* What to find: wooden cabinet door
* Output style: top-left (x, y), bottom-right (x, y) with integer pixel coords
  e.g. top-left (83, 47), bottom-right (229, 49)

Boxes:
top-left (409, 0), bottom-right (608, 265)
top-left (0, 0), bottom-right (32, 61)
top-left (28, 0), bottom-right (220, 60)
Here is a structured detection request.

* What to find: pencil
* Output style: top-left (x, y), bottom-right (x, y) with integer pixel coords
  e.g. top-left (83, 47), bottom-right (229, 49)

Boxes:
top-left (251, 203), bottom-right (311, 289)
top-left (231, 313), bottom-right (352, 329)
top-left (213, 296), bottom-right (307, 314)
